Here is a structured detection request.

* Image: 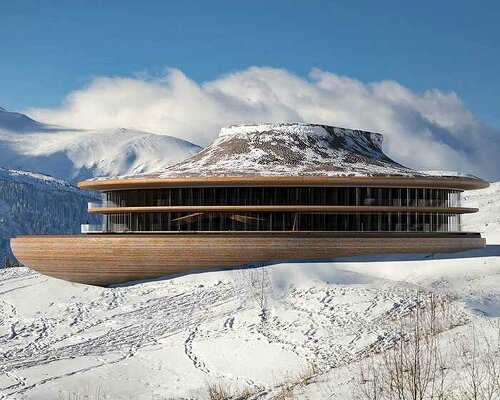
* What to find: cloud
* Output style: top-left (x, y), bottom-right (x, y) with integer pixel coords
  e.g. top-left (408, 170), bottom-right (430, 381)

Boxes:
top-left (28, 66), bottom-right (500, 181)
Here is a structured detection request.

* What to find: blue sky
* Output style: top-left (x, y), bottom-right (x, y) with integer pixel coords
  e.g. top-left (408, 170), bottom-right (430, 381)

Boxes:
top-left (1, 0), bottom-right (499, 125)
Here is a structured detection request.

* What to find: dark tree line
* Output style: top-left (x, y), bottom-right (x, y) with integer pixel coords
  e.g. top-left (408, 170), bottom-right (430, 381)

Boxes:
top-left (0, 177), bottom-right (99, 262)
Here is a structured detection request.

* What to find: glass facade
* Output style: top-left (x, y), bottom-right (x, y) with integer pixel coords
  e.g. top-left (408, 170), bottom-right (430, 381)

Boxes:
top-left (103, 187), bottom-right (461, 208)
top-left (104, 211), bottom-right (461, 232)
top-left (93, 186), bottom-right (464, 233)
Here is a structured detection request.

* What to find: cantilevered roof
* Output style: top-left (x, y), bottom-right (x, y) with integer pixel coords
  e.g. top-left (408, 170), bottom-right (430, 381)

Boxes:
top-left (79, 123), bottom-right (489, 191)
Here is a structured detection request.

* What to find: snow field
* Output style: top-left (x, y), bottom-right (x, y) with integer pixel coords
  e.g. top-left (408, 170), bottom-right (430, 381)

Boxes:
top-left (0, 185), bottom-right (498, 399)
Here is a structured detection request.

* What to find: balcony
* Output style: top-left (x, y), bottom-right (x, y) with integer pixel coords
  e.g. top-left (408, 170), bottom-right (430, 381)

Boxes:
top-left (81, 224), bottom-right (105, 233)
top-left (87, 201), bottom-right (117, 210)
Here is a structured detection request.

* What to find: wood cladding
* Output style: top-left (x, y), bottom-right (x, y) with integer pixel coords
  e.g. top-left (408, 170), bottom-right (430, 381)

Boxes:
top-left (78, 176), bottom-right (490, 192)
top-left (11, 233), bottom-right (486, 286)
top-left (89, 205), bottom-right (478, 214)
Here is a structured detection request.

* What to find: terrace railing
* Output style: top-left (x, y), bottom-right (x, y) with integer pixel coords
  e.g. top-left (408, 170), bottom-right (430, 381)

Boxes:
top-left (87, 201), bottom-right (117, 209)
top-left (81, 224), bottom-right (105, 233)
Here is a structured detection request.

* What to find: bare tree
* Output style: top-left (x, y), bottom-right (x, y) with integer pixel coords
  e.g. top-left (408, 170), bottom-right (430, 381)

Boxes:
top-left (483, 321), bottom-right (500, 398)
top-left (354, 294), bottom-right (500, 400)
top-left (354, 294), bottom-right (453, 400)
top-left (238, 263), bottom-right (272, 321)
top-left (453, 321), bottom-right (500, 400)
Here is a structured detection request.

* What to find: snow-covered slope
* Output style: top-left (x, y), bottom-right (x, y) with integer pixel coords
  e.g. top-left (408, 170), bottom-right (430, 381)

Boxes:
top-left (0, 106), bottom-right (52, 132)
top-left (0, 184), bottom-right (498, 399)
top-left (0, 107), bottom-right (202, 182)
top-left (132, 123), bottom-right (478, 179)
top-left (0, 168), bottom-right (98, 261)
top-left (462, 182), bottom-right (500, 242)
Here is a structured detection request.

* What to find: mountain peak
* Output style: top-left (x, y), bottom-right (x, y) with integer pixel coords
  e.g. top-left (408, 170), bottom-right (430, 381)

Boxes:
top-left (0, 109), bottom-right (203, 182)
top-left (0, 107), bottom-right (48, 132)
top-left (146, 123), bottom-right (406, 178)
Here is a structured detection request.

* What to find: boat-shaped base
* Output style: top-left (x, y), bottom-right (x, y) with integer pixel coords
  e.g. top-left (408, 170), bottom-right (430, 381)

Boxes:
top-left (11, 232), bottom-right (485, 286)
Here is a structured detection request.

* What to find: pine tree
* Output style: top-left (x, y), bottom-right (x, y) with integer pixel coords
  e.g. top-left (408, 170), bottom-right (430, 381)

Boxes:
top-left (2, 257), bottom-right (22, 268)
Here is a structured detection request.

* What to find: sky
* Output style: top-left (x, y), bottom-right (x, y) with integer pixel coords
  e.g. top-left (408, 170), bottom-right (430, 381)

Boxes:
top-left (1, 1), bottom-right (499, 181)
top-left (1, 0), bottom-right (499, 126)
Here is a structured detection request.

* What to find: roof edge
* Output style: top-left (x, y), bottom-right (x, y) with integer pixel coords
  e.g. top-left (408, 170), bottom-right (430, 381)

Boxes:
top-left (78, 175), bottom-right (490, 192)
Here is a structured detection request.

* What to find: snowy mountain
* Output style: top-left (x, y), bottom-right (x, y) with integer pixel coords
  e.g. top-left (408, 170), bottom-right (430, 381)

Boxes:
top-left (0, 183), bottom-right (498, 399)
top-left (0, 107), bottom-right (202, 182)
top-left (0, 106), bottom-right (51, 132)
top-left (0, 168), bottom-right (99, 261)
top-left (132, 123), bottom-right (478, 179)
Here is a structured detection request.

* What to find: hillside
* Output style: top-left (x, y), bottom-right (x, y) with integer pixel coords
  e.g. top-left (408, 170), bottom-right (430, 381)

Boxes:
top-left (0, 183), bottom-right (498, 399)
top-left (0, 106), bottom-right (49, 132)
top-left (462, 182), bottom-right (500, 241)
top-left (0, 107), bottom-right (202, 182)
top-left (0, 168), bottom-right (98, 261)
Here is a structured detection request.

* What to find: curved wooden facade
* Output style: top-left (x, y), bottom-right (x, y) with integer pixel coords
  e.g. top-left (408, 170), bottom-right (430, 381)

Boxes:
top-left (11, 233), bottom-right (485, 286)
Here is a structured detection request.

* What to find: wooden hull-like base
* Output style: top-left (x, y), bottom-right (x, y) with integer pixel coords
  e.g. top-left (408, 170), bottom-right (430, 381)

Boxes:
top-left (11, 233), bottom-right (485, 286)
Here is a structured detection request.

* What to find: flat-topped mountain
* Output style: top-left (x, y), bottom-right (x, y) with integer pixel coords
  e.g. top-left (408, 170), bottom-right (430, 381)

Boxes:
top-left (134, 123), bottom-right (478, 179)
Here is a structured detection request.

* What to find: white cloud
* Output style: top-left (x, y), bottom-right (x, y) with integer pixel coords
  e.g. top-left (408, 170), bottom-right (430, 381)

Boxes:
top-left (28, 66), bottom-right (500, 181)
